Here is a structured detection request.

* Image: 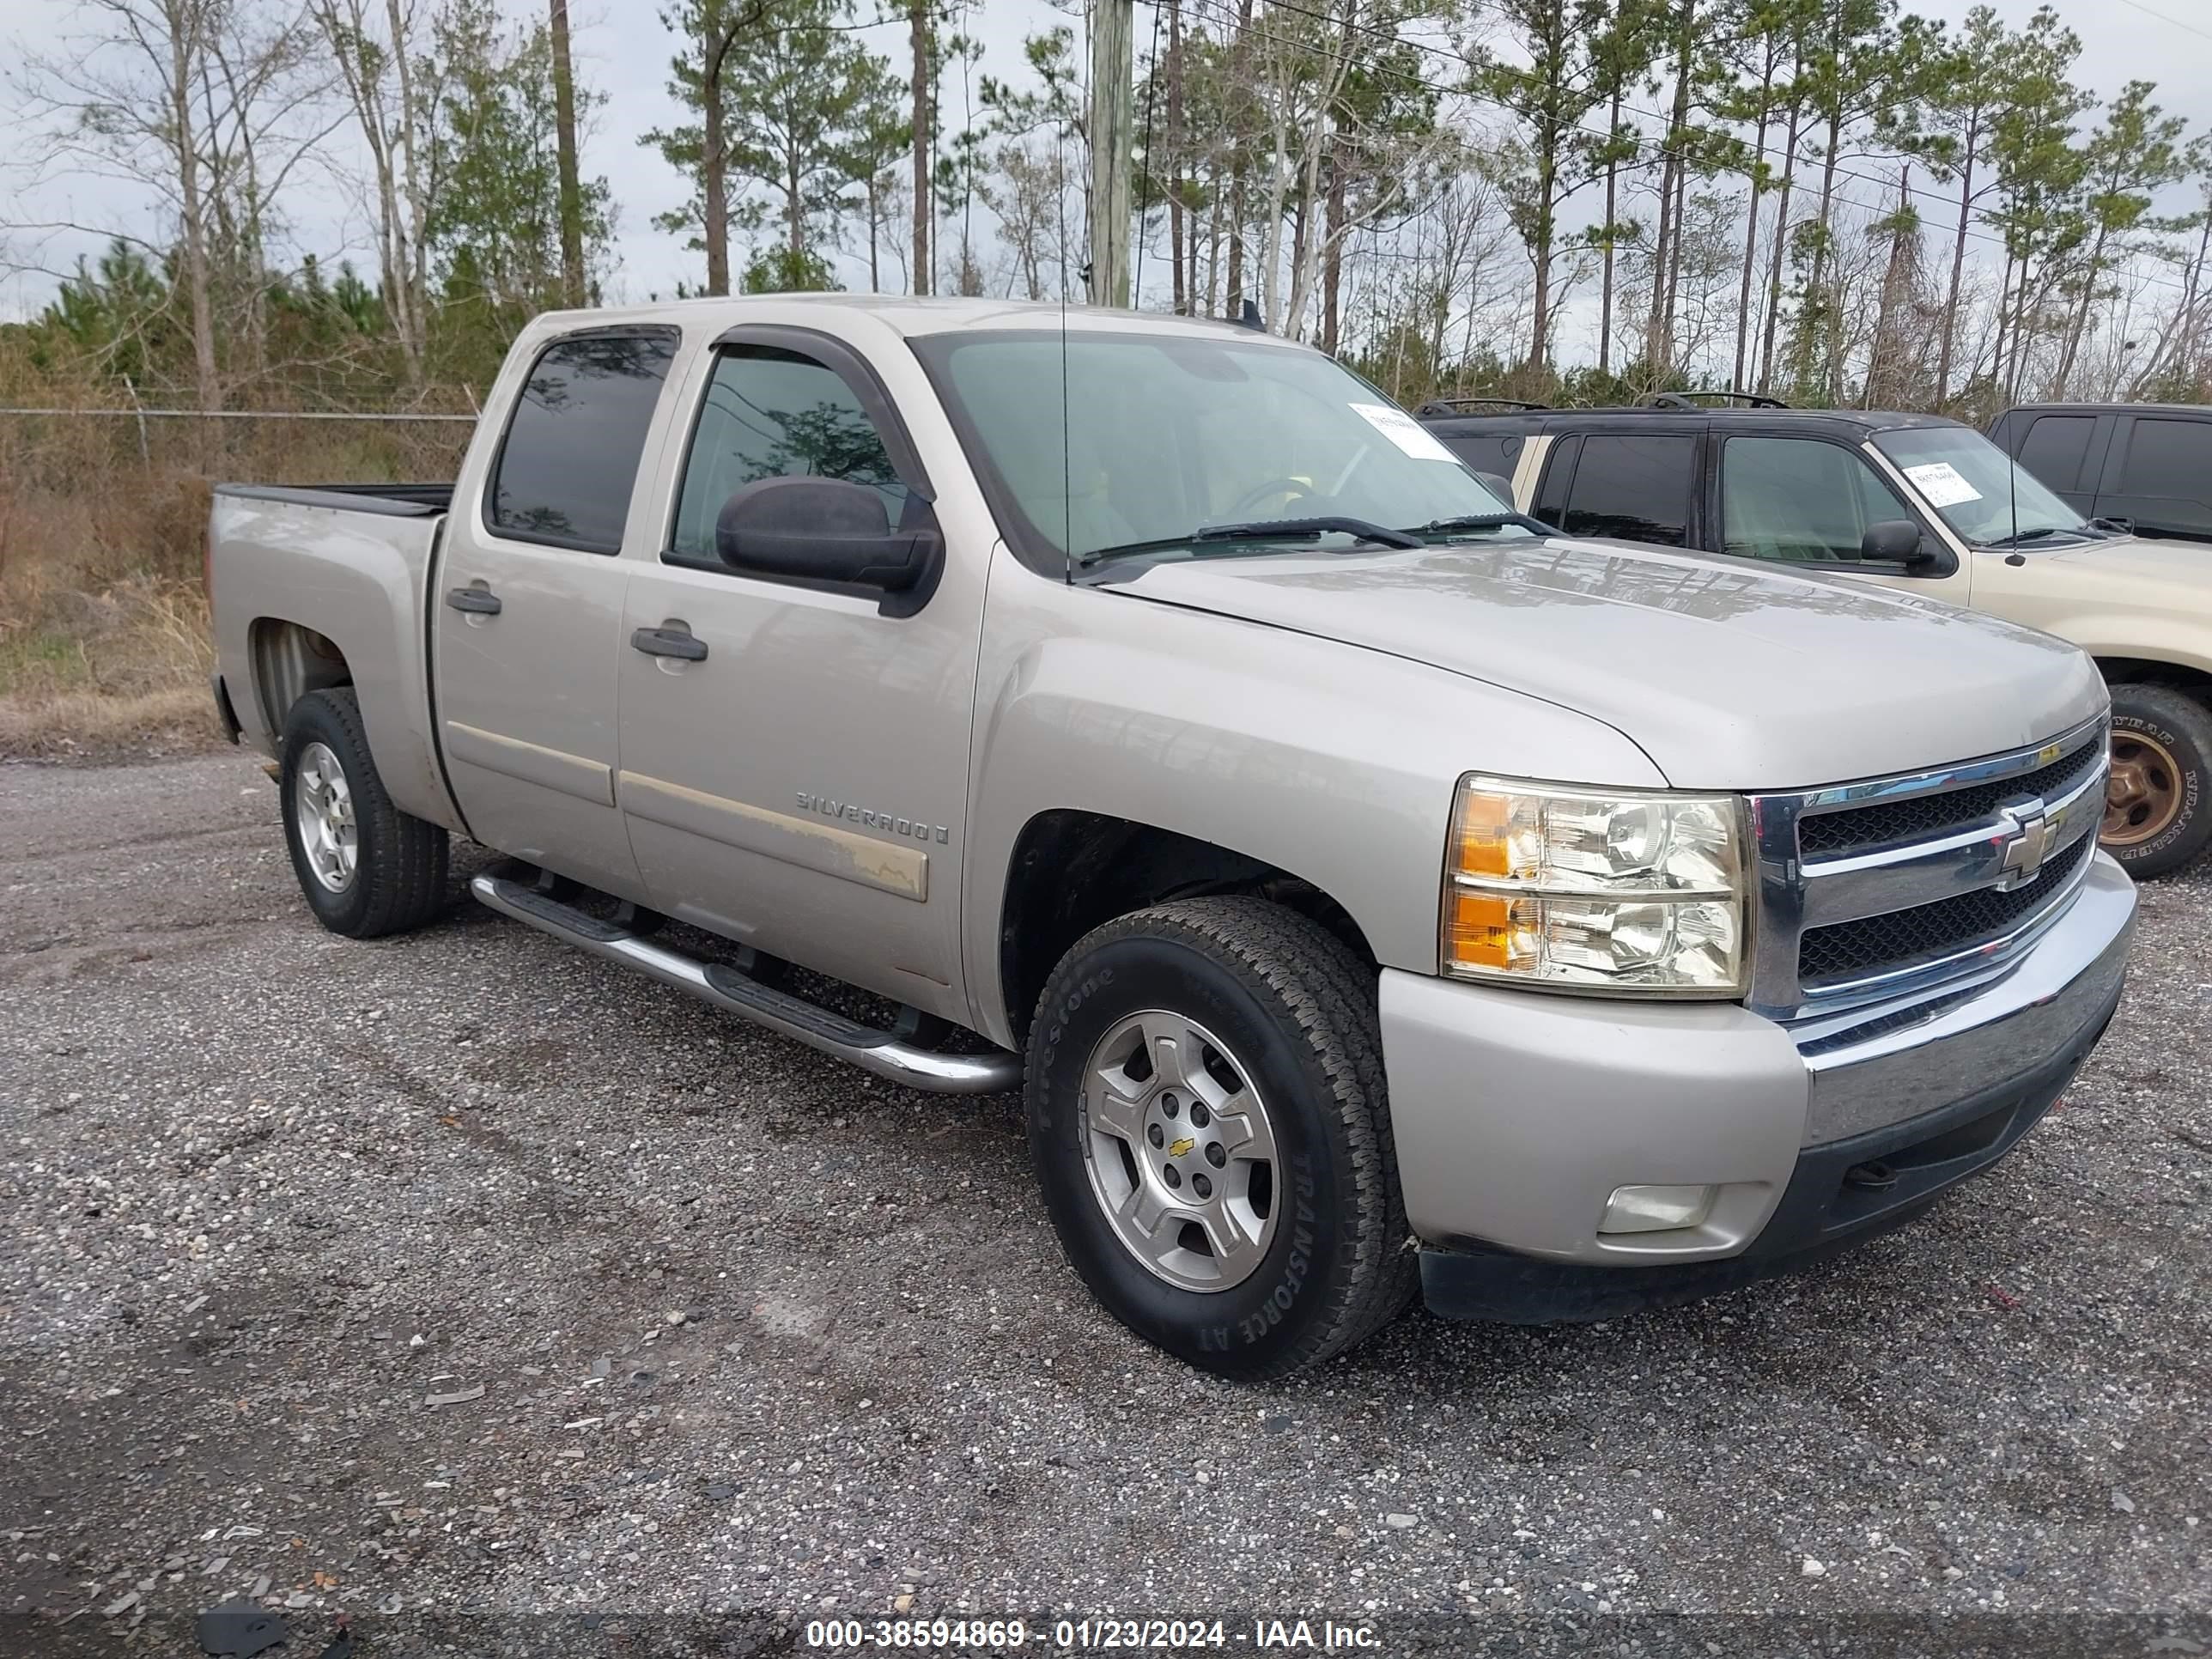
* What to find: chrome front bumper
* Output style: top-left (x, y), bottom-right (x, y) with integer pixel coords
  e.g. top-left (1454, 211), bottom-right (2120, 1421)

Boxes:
top-left (1380, 851), bottom-right (2136, 1270)
top-left (1794, 852), bottom-right (2134, 1145)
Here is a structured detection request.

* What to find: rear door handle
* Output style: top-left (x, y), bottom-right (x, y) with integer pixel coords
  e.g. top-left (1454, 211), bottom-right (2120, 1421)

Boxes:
top-left (445, 586), bottom-right (502, 616)
top-left (630, 625), bottom-right (708, 662)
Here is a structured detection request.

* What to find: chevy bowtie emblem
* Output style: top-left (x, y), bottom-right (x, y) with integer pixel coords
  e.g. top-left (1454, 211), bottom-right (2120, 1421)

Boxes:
top-left (1996, 802), bottom-right (2054, 884)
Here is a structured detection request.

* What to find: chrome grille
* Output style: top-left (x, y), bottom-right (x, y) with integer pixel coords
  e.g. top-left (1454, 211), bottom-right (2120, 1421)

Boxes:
top-left (1796, 744), bottom-right (2104, 858)
top-left (1798, 830), bottom-right (2095, 984)
top-left (1746, 718), bottom-right (2108, 1020)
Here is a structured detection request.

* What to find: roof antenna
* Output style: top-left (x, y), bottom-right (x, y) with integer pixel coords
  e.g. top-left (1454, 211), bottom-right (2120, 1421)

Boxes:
top-left (1060, 147), bottom-right (1074, 583)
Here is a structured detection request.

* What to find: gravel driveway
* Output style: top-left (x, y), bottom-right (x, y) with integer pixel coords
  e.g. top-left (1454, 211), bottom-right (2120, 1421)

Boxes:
top-left (3, 753), bottom-right (2207, 1657)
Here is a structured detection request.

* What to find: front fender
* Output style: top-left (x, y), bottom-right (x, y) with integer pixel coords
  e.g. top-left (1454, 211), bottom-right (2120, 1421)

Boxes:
top-left (959, 554), bottom-right (1665, 1045)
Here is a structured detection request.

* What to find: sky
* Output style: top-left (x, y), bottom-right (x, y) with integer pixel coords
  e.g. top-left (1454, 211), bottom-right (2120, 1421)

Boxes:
top-left (3, 0), bottom-right (2209, 330)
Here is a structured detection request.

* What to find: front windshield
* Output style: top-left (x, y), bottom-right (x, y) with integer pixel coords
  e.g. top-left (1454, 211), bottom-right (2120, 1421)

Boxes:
top-left (1873, 426), bottom-right (2095, 546)
top-left (914, 329), bottom-right (1529, 566)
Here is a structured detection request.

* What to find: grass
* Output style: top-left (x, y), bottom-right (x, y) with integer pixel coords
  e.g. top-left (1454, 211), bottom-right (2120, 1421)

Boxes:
top-left (0, 483), bottom-right (222, 761)
top-left (0, 405), bottom-right (469, 763)
top-left (0, 568), bottom-right (220, 761)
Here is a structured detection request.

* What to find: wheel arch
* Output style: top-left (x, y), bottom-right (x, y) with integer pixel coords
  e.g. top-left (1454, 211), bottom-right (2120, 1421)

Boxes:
top-left (994, 808), bottom-right (1381, 1048)
top-left (2095, 656), bottom-right (2212, 703)
top-left (248, 618), bottom-right (354, 748)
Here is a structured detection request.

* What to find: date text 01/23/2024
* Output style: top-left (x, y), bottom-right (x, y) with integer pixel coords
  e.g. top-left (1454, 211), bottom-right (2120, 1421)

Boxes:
top-left (802, 1617), bottom-right (1385, 1650)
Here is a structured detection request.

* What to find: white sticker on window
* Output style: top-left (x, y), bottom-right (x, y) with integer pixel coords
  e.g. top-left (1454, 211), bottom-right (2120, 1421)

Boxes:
top-left (1350, 401), bottom-right (1460, 463)
top-left (1903, 461), bottom-right (1982, 507)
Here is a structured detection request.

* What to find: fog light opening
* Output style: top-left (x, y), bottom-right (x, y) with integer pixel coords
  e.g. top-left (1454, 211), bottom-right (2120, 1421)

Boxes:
top-left (1600, 1183), bottom-right (1717, 1236)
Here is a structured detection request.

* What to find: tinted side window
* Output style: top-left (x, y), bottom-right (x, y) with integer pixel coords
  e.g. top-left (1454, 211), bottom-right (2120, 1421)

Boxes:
top-left (670, 346), bottom-right (910, 567)
top-left (1440, 430), bottom-right (1523, 482)
top-left (489, 331), bottom-right (678, 553)
top-left (1559, 434), bottom-right (1696, 547)
top-left (2018, 416), bottom-right (2094, 490)
top-left (1532, 434), bottom-right (1580, 527)
top-left (2118, 417), bottom-right (2209, 498)
top-left (1721, 436), bottom-right (1909, 562)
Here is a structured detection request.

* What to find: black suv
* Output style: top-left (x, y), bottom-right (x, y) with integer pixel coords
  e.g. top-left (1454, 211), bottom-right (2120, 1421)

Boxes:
top-left (1990, 402), bottom-right (2212, 544)
top-left (1416, 392), bottom-right (2212, 878)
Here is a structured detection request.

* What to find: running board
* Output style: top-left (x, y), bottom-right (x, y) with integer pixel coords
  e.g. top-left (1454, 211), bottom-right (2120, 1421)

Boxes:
top-left (468, 875), bottom-right (1021, 1095)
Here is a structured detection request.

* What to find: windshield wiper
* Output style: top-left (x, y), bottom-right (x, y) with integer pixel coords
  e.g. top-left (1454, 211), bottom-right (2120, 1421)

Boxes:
top-left (1403, 512), bottom-right (1553, 539)
top-left (1195, 514), bottom-right (1421, 549)
top-left (1076, 514), bottom-right (1419, 568)
top-left (1981, 526), bottom-right (2086, 548)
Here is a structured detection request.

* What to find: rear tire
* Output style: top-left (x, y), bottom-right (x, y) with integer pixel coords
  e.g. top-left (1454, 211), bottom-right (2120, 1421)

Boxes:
top-left (2103, 684), bottom-right (2212, 879)
top-left (1024, 897), bottom-right (1416, 1379)
top-left (279, 688), bottom-right (449, 938)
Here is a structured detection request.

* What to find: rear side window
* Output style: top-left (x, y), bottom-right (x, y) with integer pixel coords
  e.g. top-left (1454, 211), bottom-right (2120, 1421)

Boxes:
top-left (2117, 417), bottom-right (2209, 499)
top-left (488, 330), bottom-right (678, 553)
top-left (1559, 434), bottom-right (1696, 547)
top-left (2018, 416), bottom-right (2094, 490)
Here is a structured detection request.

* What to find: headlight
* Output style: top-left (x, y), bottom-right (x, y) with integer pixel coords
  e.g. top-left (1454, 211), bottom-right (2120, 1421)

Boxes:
top-left (1442, 776), bottom-right (1747, 995)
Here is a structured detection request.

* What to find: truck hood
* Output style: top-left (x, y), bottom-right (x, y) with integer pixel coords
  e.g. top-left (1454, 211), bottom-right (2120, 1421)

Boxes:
top-left (1111, 536), bottom-right (2107, 791)
top-left (2044, 533), bottom-right (2209, 588)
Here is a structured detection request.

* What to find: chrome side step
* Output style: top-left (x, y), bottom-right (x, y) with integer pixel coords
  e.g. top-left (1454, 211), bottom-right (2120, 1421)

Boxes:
top-left (468, 874), bottom-right (1021, 1095)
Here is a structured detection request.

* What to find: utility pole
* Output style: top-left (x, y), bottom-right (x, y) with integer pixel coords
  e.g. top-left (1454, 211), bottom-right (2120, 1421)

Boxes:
top-left (549, 0), bottom-right (586, 307)
top-left (1088, 0), bottom-right (1133, 308)
top-left (909, 0), bottom-right (932, 295)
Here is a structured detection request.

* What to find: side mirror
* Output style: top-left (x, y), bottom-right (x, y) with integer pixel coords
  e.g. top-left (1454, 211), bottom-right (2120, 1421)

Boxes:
top-left (1474, 471), bottom-right (1515, 503)
top-left (1860, 519), bottom-right (1936, 568)
top-left (714, 477), bottom-right (937, 592)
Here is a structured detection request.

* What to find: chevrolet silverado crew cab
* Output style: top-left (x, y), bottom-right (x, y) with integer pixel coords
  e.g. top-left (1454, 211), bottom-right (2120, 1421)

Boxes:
top-left (209, 300), bottom-right (2135, 1378)
top-left (1423, 397), bottom-right (2212, 878)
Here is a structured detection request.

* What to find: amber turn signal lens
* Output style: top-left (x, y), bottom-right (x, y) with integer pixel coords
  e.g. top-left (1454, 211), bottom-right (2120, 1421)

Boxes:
top-left (1446, 890), bottom-right (1532, 971)
top-left (1454, 790), bottom-right (1515, 878)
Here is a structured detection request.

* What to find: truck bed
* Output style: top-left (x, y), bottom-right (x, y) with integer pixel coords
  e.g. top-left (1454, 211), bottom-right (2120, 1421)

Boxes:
top-left (208, 480), bottom-right (461, 835)
top-left (212, 482), bottom-right (454, 517)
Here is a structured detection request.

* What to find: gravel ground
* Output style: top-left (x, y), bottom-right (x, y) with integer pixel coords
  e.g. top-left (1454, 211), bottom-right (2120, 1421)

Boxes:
top-left (2, 753), bottom-right (2207, 1658)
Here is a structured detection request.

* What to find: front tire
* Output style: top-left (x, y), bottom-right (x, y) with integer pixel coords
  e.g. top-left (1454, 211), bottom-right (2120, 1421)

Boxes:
top-left (1024, 898), bottom-right (1415, 1378)
top-left (2103, 684), bottom-right (2212, 879)
top-left (279, 688), bottom-right (449, 937)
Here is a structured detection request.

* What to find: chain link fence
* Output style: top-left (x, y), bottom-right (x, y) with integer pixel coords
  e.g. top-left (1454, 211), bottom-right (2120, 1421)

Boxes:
top-left (0, 404), bottom-right (481, 752)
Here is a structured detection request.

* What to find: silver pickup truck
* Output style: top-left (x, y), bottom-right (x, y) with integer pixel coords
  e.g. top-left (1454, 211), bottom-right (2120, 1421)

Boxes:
top-left (209, 297), bottom-right (2136, 1377)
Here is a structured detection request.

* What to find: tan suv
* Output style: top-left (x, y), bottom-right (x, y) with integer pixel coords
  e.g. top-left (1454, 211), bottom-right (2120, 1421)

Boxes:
top-left (1424, 399), bottom-right (2212, 878)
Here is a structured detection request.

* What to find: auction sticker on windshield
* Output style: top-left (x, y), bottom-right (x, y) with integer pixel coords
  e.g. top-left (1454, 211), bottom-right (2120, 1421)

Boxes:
top-left (1351, 402), bottom-right (1460, 463)
top-left (1903, 461), bottom-right (1983, 507)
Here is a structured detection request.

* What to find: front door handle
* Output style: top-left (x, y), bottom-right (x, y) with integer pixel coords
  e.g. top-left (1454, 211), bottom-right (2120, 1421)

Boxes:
top-left (445, 586), bottom-right (502, 616)
top-left (630, 625), bottom-right (708, 662)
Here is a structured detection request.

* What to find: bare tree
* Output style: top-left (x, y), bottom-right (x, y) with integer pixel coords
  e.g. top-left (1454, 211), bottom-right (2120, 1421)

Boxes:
top-left (15, 0), bottom-right (337, 410)
top-left (986, 137), bottom-right (1076, 299)
top-left (1241, 0), bottom-right (1448, 340)
top-left (310, 0), bottom-right (455, 378)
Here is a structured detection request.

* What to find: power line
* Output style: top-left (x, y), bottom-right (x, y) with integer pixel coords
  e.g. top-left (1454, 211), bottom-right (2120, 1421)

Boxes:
top-left (2109, 0), bottom-right (2212, 46)
top-left (1135, 0), bottom-right (1164, 302)
top-left (1182, 0), bottom-right (2191, 295)
top-left (1165, 0), bottom-right (2193, 297)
